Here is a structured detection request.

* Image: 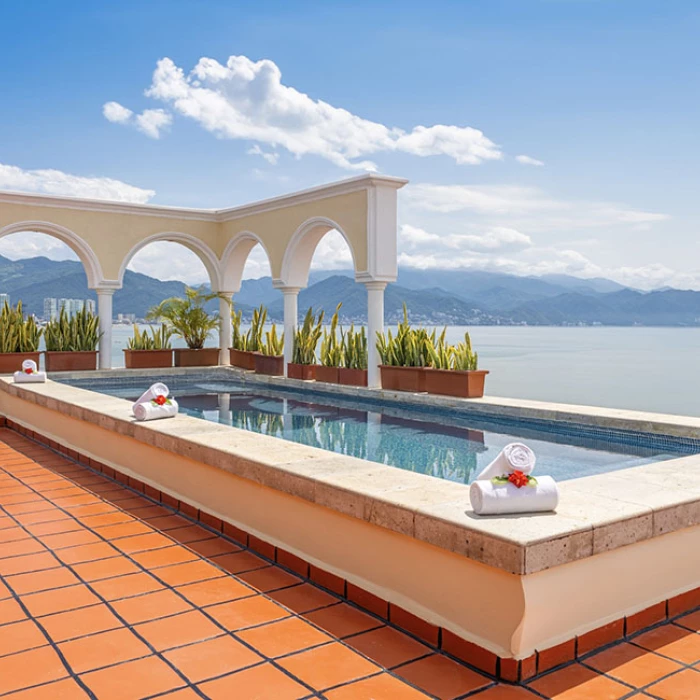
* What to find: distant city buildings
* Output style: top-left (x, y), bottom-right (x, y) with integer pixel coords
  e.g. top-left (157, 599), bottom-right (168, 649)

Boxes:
top-left (0, 293), bottom-right (9, 308)
top-left (42, 297), bottom-right (96, 321)
top-left (117, 313), bottom-right (136, 324)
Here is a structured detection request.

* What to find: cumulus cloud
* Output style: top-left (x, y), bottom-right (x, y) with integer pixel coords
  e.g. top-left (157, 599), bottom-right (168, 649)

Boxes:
top-left (0, 162), bottom-right (155, 203)
top-left (401, 224), bottom-right (532, 252)
top-left (516, 155), bottom-right (544, 166)
top-left (105, 55), bottom-right (502, 170)
top-left (247, 145), bottom-right (279, 165)
top-left (103, 101), bottom-right (172, 139)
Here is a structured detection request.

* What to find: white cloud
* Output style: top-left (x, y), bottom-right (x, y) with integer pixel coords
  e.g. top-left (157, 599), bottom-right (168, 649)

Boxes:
top-left (516, 154), bottom-right (544, 166)
top-left (401, 224), bottom-right (531, 252)
top-left (103, 101), bottom-right (172, 139)
top-left (105, 55), bottom-right (503, 170)
top-left (247, 145), bottom-right (279, 165)
top-left (0, 231), bottom-right (79, 262)
top-left (0, 162), bottom-right (155, 203)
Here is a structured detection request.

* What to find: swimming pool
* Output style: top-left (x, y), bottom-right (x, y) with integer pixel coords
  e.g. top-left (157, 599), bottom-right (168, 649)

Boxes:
top-left (61, 374), bottom-right (699, 484)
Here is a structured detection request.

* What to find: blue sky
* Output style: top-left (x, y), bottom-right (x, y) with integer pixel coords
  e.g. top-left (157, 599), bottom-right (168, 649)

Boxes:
top-left (1, 0), bottom-right (699, 288)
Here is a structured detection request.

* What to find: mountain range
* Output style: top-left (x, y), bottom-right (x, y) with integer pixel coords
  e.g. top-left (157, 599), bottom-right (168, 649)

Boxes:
top-left (2, 254), bottom-right (700, 326)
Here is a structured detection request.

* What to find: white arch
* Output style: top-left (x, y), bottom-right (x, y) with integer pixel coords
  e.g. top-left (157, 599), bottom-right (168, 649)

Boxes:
top-left (0, 220), bottom-right (105, 289)
top-left (278, 216), bottom-right (356, 289)
top-left (220, 231), bottom-right (273, 293)
top-left (118, 231), bottom-right (222, 292)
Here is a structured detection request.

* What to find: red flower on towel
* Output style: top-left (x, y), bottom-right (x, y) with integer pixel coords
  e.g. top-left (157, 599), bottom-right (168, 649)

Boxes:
top-left (508, 470), bottom-right (530, 488)
top-left (153, 395), bottom-right (167, 406)
top-left (23, 368), bottom-right (33, 375)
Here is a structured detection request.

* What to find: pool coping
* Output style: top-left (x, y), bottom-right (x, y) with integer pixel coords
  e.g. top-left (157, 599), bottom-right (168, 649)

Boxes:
top-left (3, 369), bottom-right (700, 576)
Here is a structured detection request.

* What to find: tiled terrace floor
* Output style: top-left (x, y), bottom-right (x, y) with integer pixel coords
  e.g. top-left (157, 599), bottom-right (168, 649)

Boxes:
top-left (1, 429), bottom-right (700, 699)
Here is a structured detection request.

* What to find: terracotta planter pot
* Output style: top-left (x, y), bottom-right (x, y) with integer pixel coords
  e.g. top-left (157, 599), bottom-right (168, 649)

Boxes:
top-left (287, 363), bottom-right (316, 380)
top-left (173, 348), bottom-right (220, 367)
top-left (45, 351), bottom-right (97, 372)
top-left (0, 352), bottom-right (41, 374)
top-left (123, 349), bottom-right (173, 369)
top-left (424, 368), bottom-right (489, 398)
top-left (339, 367), bottom-right (368, 387)
top-left (230, 349), bottom-right (256, 370)
top-left (379, 365), bottom-right (427, 393)
top-left (254, 353), bottom-right (284, 376)
top-left (315, 366), bottom-right (340, 384)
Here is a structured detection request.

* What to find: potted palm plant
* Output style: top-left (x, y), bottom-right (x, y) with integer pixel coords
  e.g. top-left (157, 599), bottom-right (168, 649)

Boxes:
top-left (124, 324), bottom-right (173, 369)
top-left (148, 287), bottom-right (220, 367)
top-left (339, 324), bottom-right (368, 386)
top-left (230, 305), bottom-right (265, 370)
top-left (45, 306), bottom-right (101, 371)
top-left (0, 301), bottom-right (43, 374)
top-left (289, 307), bottom-right (324, 380)
top-left (424, 332), bottom-right (489, 398)
top-left (316, 304), bottom-right (342, 384)
top-left (254, 324), bottom-right (284, 376)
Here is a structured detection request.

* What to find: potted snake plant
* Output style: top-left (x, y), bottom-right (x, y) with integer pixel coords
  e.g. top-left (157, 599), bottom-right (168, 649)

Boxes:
top-left (289, 307), bottom-right (324, 380)
top-left (148, 287), bottom-right (220, 367)
top-left (254, 324), bottom-right (284, 376)
top-left (424, 332), bottom-right (489, 398)
top-left (230, 305), bottom-right (266, 370)
top-left (0, 301), bottom-right (43, 374)
top-left (315, 304), bottom-right (342, 384)
top-left (124, 323), bottom-right (173, 369)
top-left (45, 306), bottom-right (101, 371)
top-left (339, 324), bottom-right (368, 386)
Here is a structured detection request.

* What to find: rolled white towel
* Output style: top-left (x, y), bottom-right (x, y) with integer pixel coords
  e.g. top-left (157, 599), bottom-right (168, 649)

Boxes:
top-left (133, 398), bottom-right (179, 421)
top-left (470, 475), bottom-right (559, 515)
top-left (476, 443), bottom-right (536, 481)
top-left (134, 382), bottom-right (170, 407)
top-left (13, 359), bottom-right (46, 384)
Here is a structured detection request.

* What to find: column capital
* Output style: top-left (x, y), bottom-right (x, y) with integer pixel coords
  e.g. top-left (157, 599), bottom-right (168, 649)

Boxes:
top-left (95, 287), bottom-right (116, 296)
top-left (93, 280), bottom-right (121, 295)
top-left (364, 280), bottom-right (388, 292)
top-left (280, 286), bottom-right (302, 296)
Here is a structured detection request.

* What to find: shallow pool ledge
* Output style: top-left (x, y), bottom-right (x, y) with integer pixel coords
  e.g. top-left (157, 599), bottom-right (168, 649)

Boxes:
top-left (2, 377), bottom-right (700, 667)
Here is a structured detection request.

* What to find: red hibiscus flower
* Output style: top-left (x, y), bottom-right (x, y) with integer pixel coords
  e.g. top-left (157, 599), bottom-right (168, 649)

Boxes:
top-left (24, 368), bottom-right (33, 375)
top-left (508, 470), bottom-right (529, 489)
top-left (154, 395), bottom-right (167, 406)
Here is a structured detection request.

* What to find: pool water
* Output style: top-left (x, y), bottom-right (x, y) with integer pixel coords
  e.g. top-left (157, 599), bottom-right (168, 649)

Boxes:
top-left (63, 376), bottom-right (698, 484)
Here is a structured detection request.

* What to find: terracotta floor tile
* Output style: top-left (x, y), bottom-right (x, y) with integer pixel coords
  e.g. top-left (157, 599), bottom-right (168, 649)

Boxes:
top-left (186, 536), bottom-right (241, 558)
top-left (155, 559), bottom-right (225, 586)
top-left (24, 519), bottom-right (82, 537)
top-left (0, 646), bottom-right (68, 694)
top-left (155, 690), bottom-right (200, 700)
top-left (58, 627), bottom-right (150, 673)
top-left (0, 597), bottom-right (27, 626)
top-left (0, 537), bottom-right (46, 558)
top-left (54, 494), bottom-right (101, 508)
top-left (236, 565), bottom-right (302, 593)
top-left (279, 642), bottom-right (379, 691)
top-left (112, 589), bottom-right (193, 624)
top-left (211, 550), bottom-right (268, 574)
top-left (41, 604), bottom-right (122, 643)
top-left (585, 641), bottom-right (683, 687)
top-left (14, 510), bottom-right (71, 526)
top-left (71, 556), bottom-right (140, 582)
top-left (80, 655), bottom-right (184, 700)
top-left (135, 610), bottom-right (222, 651)
top-left (68, 503), bottom-right (117, 518)
top-left (647, 668), bottom-right (700, 699)
top-left (326, 673), bottom-right (433, 699)
top-left (129, 504), bottom-right (173, 519)
top-left (80, 511), bottom-right (133, 528)
top-left (90, 521), bottom-right (151, 540)
top-left (22, 584), bottom-right (101, 617)
top-left (167, 524), bottom-right (216, 544)
top-left (3, 499), bottom-right (54, 515)
top-left (90, 571), bottom-right (164, 601)
top-left (0, 526), bottom-right (31, 544)
top-left (208, 596), bottom-right (291, 631)
top-left (0, 619), bottom-right (47, 657)
top-left (131, 545), bottom-right (198, 569)
top-left (633, 624), bottom-right (700, 664)
top-left (346, 625), bottom-right (431, 669)
top-left (198, 663), bottom-right (309, 700)
top-left (239, 616), bottom-right (333, 658)
top-left (470, 687), bottom-right (541, 699)
top-left (176, 577), bottom-right (254, 607)
top-left (112, 532), bottom-right (174, 554)
top-left (0, 551), bottom-right (60, 576)
top-left (39, 529), bottom-right (100, 550)
top-left (269, 582), bottom-right (339, 614)
top-left (7, 566), bottom-right (80, 594)
top-left (0, 579), bottom-right (10, 600)
top-left (304, 603), bottom-right (384, 638)
top-left (144, 514), bottom-right (191, 531)
top-left (164, 634), bottom-right (263, 683)
top-left (394, 654), bottom-right (491, 699)
top-left (53, 542), bottom-right (119, 565)
top-left (676, 611), bottom-right (700, 633)
top-left (6, 677), bottom-right (90, 698)
top-left (528, 663), bottom-right (633, 700)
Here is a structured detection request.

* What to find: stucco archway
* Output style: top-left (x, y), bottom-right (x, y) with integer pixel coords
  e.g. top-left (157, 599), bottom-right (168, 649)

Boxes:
top-left (220, 231), bottom-right (273, 294)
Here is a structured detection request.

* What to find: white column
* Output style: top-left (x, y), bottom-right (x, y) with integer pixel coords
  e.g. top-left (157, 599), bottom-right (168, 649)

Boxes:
top-left (281, 287), bottom-right (300, 377)
top-left (96, 289), bottom-right (114, 370)
top-left (218, 293), bottom-right (234, 366)
top-left (365, 281), bottom-right (387, 389)
top-left (218, 393), bottom-right (232, 425)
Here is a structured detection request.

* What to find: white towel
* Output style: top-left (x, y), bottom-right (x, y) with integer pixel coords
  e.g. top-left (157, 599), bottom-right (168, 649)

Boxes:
top-left (134, 382), bottom-right (170, 407)
top-left (13, 359), bottom-right (46, 384)
top-left (476, 443), bottom-right (536, 481)
top-left (133, 398), bottom-right (179, 421)
top-left (470, 475), bottom-right (559, 515)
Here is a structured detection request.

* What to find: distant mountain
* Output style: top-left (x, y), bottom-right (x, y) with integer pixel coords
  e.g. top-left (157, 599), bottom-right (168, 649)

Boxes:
top-left (3, 254), bottom-right (700, 326)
